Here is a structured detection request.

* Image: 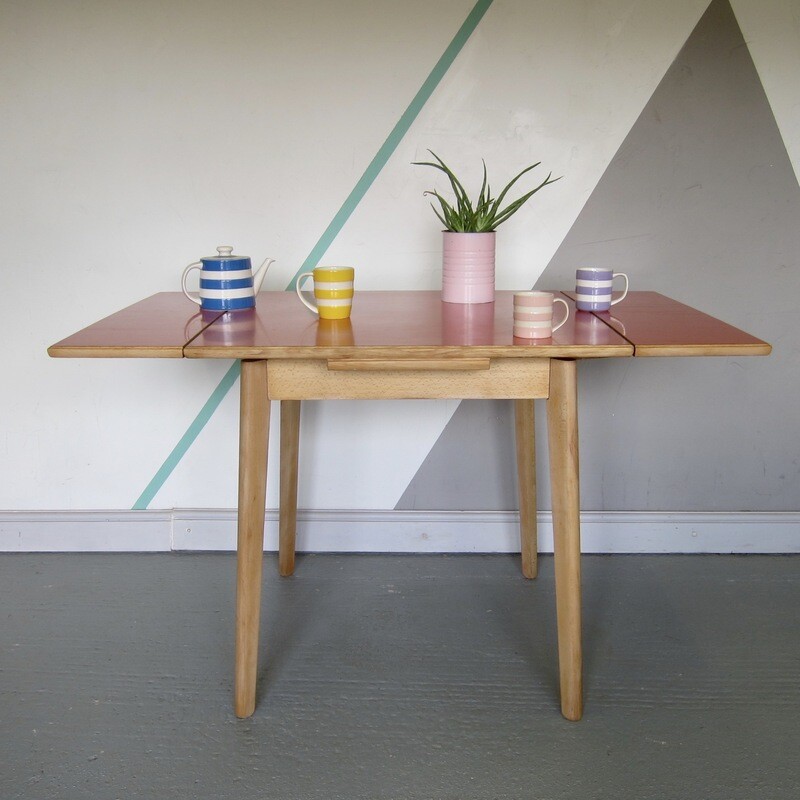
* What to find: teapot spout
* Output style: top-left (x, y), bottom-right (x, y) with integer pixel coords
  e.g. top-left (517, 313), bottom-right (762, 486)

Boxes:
top-left (252, 257), bottom-right (275, 295)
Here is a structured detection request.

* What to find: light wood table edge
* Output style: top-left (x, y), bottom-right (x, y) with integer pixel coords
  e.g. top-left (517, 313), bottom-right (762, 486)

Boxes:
top-left (47, 345), bottom-right (185, 358)
top-left (184, 344), bottom-right (633, 360)
top-left (633, 342), bottom-right (772, 357)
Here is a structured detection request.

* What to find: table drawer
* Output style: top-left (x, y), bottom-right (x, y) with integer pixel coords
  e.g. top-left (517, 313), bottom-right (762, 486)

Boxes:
top-left (266, 358), bottom-right (550, 400)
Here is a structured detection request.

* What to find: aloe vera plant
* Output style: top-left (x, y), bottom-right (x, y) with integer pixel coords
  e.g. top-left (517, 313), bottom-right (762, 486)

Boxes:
top-left (413, 150), bottom-right (560, 233)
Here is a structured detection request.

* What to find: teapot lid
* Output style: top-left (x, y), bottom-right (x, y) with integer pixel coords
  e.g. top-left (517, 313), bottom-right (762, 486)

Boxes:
top-left (200, 245), bottom-right (250, 269)
top-left (200, 245), bottom-right (251, 271)
top-left (207, 245), bottom-right (245, 259)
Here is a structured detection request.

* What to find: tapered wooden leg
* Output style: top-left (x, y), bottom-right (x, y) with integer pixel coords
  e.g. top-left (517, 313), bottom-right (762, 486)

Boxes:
top-left (546, 358), bottom-right (583, 721)
top-left (514, 399), bottom-right (538, 579)
top-left (235, 360), bottom-right (270, 719)
top-left (279, 399), bottom-right (301, 577)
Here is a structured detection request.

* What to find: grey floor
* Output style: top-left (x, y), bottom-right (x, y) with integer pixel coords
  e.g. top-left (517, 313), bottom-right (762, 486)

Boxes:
top-left (1, 553), bottom-right (798, 799)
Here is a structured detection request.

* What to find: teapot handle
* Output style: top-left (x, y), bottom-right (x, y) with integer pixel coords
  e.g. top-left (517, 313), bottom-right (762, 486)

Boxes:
top-left (181, 262), bottom-right (203, 306)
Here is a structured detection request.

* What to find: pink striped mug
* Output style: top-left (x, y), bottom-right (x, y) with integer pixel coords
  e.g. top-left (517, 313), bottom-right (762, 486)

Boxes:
top-left (513, 291), bottom-right (569, 339)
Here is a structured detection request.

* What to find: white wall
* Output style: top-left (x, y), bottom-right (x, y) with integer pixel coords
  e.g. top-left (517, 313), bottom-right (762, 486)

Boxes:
top-left (2, 1), bottom-right (798, 543)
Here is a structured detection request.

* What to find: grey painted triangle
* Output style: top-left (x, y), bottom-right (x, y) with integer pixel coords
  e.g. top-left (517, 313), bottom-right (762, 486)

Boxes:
top-left (395, 400), bottom-right (519, 511)
top-left (398, 0), bottom-right (800, 513)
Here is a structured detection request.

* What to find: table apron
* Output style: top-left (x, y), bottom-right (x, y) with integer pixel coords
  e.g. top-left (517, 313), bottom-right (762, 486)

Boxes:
top-left (265, 357), bottom-right (551, 400)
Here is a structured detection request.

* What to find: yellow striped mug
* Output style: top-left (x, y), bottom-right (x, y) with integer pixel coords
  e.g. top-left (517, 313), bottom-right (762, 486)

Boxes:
top-left (295, 266), bottom-right (355, 320)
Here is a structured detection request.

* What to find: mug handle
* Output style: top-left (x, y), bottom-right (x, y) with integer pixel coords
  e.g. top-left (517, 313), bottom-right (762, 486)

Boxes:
top-left (295, 272), bottom-right (318, 314)
top-left (551, 297), bottom-right (570, 334)
top-left (610, 272), bottom-right (629, 306)
top-left (181, 262), bottom-right (203, 306)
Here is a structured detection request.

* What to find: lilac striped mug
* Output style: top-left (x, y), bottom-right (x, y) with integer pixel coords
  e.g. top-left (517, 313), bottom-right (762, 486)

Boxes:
top-left (575, 267), bottom-right (629, 311)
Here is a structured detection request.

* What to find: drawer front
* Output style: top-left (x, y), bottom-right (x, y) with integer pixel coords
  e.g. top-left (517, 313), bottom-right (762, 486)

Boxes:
top-left (266, 358), bottom-right (550, 400)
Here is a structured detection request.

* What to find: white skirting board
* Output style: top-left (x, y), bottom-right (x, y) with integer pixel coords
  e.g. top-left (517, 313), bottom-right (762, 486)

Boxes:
top-left (1, 509), bottom-right (798, 553)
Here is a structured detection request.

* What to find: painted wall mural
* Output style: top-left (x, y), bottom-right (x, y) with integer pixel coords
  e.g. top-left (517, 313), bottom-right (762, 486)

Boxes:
top-left (399, 0), bottom-right (800, 512)
top-left (3, 0), bottom-right (798, 545)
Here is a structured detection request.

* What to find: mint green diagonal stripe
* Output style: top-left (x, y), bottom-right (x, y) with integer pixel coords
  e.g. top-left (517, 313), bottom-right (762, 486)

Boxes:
top-left (132, 361), bottom-right (241, 510)
top-left (287, 0), bottom-right (495, 289)
top-left (132, 0), bottom-right (494, 510)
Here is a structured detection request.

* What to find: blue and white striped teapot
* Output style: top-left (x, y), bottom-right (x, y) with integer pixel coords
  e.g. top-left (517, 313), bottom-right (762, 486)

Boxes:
top-left (181, 246), bottom-right (275, 311)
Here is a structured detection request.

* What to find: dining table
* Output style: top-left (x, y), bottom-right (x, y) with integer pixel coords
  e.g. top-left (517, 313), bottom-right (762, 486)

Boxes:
top-left (49, 290), bottom-right (771, 720)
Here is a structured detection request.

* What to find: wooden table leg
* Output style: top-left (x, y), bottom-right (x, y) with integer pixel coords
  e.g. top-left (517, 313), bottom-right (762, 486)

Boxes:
top-left (279, 399), bottom-right (301, 577)
top-left (546, 358), bottom-right (583, 721)
top-left (235, 359), bottom-right (270, 718)
top-left (514, 399), bottom-right (538, 579)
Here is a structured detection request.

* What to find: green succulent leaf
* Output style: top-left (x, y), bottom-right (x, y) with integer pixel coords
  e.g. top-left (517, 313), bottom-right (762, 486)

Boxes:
top-left (414, 150), bottom-right (560, 232)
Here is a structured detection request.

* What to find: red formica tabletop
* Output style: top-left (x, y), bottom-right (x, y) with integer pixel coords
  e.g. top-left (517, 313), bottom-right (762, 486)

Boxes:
top-left (47, 293), bottom-right (224, 358)
top-left (563, 290), bottom-right (771, 356)
top-left (48, 291), bottom-right (770, 360)
top-left (183, 291), bottom-right (633, 360)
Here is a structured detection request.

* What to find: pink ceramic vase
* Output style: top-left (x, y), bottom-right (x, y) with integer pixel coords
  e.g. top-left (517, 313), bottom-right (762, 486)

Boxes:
top-left (441, 231), bottom-right (496, 304)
